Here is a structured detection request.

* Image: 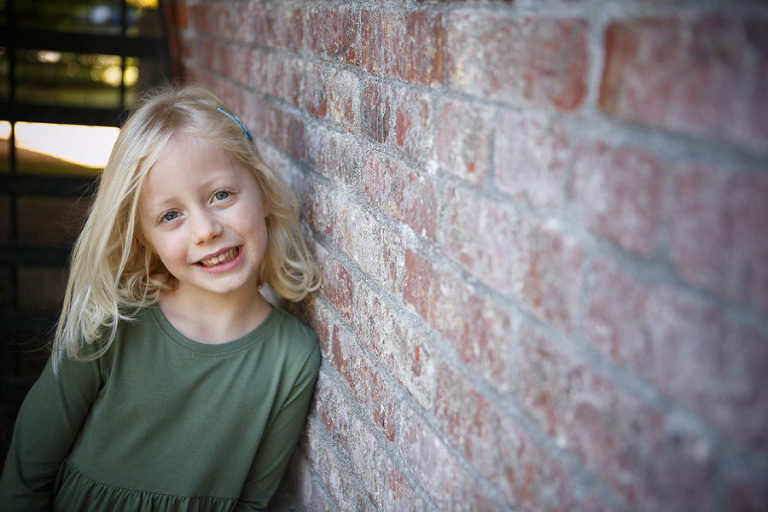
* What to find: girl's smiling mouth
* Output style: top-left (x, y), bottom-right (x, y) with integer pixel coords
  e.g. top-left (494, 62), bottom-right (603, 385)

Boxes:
top-left (198, 247), bottom-right (241, 268)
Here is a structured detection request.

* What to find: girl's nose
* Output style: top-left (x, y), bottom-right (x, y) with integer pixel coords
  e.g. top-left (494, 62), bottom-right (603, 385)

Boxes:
top-left (191, 211), bottom-right (223, 244)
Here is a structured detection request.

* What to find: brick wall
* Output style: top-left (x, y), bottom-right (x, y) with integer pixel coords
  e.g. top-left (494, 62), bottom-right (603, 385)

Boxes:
top-left (166, 1), bottom-right (768, 510)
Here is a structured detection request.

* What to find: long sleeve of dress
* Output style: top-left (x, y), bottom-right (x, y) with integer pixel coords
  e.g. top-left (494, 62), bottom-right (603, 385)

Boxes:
top-left (236, 343), bottom-right (320, 511)
top-left (0, 355), bottom-right (103, 511)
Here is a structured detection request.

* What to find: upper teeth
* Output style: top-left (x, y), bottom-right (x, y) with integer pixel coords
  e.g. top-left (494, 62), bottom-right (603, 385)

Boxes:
top-left (200, 248), bottom-right (237, 267)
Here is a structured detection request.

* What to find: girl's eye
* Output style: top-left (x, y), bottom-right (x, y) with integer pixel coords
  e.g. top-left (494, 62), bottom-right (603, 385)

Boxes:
top-left (213, 190), bottom-right (230, 201)
top-left (162, 211), bottom-right (179, 223)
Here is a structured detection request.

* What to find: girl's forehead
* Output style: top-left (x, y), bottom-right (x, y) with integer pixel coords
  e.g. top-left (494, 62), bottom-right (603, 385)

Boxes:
top-left (142, 136), bottom-right (259, 193)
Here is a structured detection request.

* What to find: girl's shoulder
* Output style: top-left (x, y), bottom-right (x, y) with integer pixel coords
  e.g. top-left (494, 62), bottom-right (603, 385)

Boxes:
top-left (265, 308), bottom-right (321, 370)
top-left (267, 308), bottom-right (318, 347)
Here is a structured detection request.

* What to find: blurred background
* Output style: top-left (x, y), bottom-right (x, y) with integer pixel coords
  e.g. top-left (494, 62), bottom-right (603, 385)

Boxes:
top-left (0, 0), bottom-right (171, 461)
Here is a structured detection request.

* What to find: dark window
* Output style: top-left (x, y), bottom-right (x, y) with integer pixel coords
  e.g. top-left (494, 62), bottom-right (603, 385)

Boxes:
top-left (0, 0), bottom-right (171, 460)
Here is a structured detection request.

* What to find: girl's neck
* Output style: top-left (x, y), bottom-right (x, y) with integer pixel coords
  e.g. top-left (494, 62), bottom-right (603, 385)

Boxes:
top-left (157, 286), bottom-right (272, 345)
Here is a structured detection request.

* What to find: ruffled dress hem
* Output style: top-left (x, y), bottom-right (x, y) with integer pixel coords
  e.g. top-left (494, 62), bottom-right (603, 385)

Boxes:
top-left (53, 460), bottom-right (236, 512)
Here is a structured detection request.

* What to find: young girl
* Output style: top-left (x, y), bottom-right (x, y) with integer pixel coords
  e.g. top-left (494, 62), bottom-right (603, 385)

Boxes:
top-left (0, 85), bottom-right (322, 511)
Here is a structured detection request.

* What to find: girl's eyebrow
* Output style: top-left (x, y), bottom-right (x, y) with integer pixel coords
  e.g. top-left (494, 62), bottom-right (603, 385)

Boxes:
top-left (147, 174), bottom-right (240, 209)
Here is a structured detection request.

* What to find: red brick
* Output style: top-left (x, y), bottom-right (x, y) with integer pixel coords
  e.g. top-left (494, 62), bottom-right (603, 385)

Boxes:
top-left (518, 219), bottom-right (582, 334)
top-left (516, 328), bottom-right (718, 510)
top-left (188, 4), bottom-right (209, 33)
top-left (443, 186), bottom-right (581, 332)
top-left (403, 250), bottom-right (511, 389)
top-left (233, 1), bottom-right (259, 45)
top-left (186, 35), bottom-right (211, 70)
top-left (204, 38), bottom-right (222, 74)
top-left (361, 9), bottom-right (444, 86)
top-left (225, 44), bottom-right (251, 86)
top-left (273, 450), bottom-right (334, 512)
top-left (312, 372), bottom-right (351, 449)
top-left (264, 52), bottom-right (303, 107)
top-left (318, 249), bottom-right (355, 324)
top-left (302, 62), bottom-right (328, 119)
top-left (306, 291), bottom-right (334, 359)
top-left (331, 325), bottom-right (397, 441)
top-left (353, 283), bottom-right (435, 409)
top-left (267, 106), bottom-right (307, 162)
top-left (393, 86), bottom-right (433, 162)
top-left (583, 258), bottom-right (648, 368)
top-left (397, 406), bottom-right (500, 511)
top-left (360, 81), bottom-right (392, 144)
top-left (302, 415), bottom-right (374, 510)
top-left (246, 49), bottom-right (267, 92)
top-left (600, 16), bottom-right (768, 153)
top-left (167, 0), bottom-right (188, 30)
top-left (325, 68), bottom-right (361, 133)
top-left (441, 188), bottom-right (513, 283)
top-left (585, 258), bottom-right (768, 455)
top-left (434, 365), bottom-right (575, 510)
top-left (333, 199), bottom-right (404, 296)
top-left (208, 3), bottom-right (232, 39)
top-left (447, 11), bottom-right (588, 111)
top-left (360, 82), bottom-right (434, 162)
top-left (401, 10), bottom-right (445, 85)
top-left (643, 287), bottom-right (768, 455)
top-left (402, 249), bottom-right (434, 322)
top-left (260, 4), bottom-right (303, 52)
top-left (573, 140), bottom-right (665, 257)
top-left (306, 125), bottom-right (362, 188)
top-left (300, 178), bottom-right (335, 238)
top-left (494, 110), bottom-right (570, 211)
top-left (436, 99), bottom-right (493, 186)
top-left (671, 166), bottom-right (768, 314)
top-left (303, 6), bottom-right (359, 65)
top-left (363, 151), bottom-right (437, 240)
top-left (346, 410), bottom-right (425, 511)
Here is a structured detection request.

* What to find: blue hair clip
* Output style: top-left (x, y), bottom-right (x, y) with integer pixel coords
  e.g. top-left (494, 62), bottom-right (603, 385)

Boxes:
top-left (217, 107), bottom-right (253, 142)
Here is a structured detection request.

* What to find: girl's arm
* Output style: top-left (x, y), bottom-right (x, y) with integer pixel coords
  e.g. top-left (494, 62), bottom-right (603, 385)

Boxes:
top-left (236, 343), bottom-right (321, 511)
top-left (0, 355), bottom-right (102, 511)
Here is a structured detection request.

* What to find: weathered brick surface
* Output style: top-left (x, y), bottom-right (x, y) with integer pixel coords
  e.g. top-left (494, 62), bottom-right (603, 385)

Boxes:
top-left (516, 328), bottom-right (719, 512)
top-left (436, 98), bottom-right (493, 186)
top-left (494, 110), bottom-right (570, 211)
top-left (435, 364), bottom-right (576, 511)
top-left (671, 165), bottom-right (768, 314)
top-left (170, 0), bottom-right (768, 510)
top-left (354, 283), bottom-right (435, 410)
top-left (446, 11), bottom-right (589, 110)
top-left (331, 324), bottom-right (397, 441)
top-left (361, 9), bottom-right (444, 86)
top-left (397, 406), bottom-right (499, 511)
top-left (441, 185), bottom-right (519, 294)
top-left (600, 16), bottom-right (768, 153)
top-left (363, 151), bottom-right (437, 240)
top-left (303, 6), bottom-right (359, 65)
top-left (333, 198), bottom-right (404, 297)
top-left (585, 257), bottom-right (768, 455)
top-left (404, 250), bottom-right (513, 391)
top-left (573, 140), bottom-right (665, 258)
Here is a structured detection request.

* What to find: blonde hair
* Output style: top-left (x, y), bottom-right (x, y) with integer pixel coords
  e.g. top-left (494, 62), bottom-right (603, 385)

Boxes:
top-left (53, 85), bottom-right (321, 369)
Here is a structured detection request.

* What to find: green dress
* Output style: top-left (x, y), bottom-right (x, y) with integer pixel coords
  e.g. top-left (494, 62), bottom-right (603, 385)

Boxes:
top-left (0, 305), bottom-right (321, 511)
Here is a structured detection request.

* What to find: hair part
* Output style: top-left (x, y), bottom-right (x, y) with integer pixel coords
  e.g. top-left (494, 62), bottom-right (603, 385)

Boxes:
top-left (53, 84), bottom-right (321, 370)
